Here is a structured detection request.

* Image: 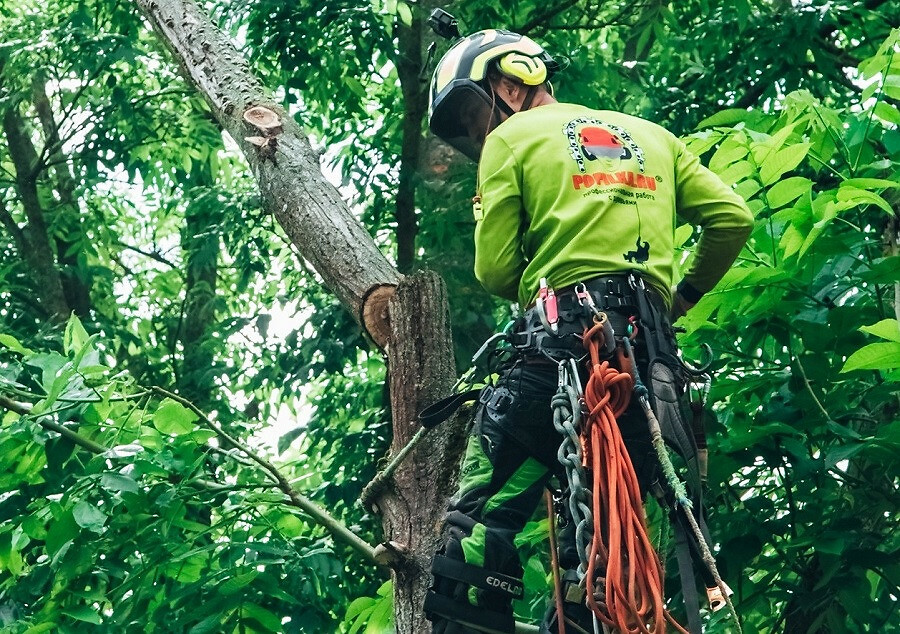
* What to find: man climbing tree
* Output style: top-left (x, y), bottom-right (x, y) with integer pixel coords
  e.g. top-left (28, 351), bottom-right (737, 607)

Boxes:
top-left (423, 17), bottom-right (754, 634)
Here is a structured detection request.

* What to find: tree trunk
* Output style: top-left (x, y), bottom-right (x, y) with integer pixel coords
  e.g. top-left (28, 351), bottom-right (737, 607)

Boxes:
top-left (31, 77), bottom-right (93, 317)
top-left (133, 0), bottom-right (400, 322)
top-left (382, 272), bottom-right (468, 633)
top-left (394, 11), bottom-right (429, 274)
top-left (179, 184), bottom-right (219, 407)
top-left (133, 2), bottom-right (466, 632)
top-left (2, 106), bottom-right (71, 321)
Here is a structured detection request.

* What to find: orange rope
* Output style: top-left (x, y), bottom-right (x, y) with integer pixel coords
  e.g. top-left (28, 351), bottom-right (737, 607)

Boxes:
top-left (580, 317), bottom-right (689, 634)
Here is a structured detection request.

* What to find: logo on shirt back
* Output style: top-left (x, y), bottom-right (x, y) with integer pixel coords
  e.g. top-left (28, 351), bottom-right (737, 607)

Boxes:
top-left (563, 117), bottom-right (656, 265)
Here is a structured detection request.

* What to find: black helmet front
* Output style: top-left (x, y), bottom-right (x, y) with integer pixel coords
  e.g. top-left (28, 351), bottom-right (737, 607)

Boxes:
top-left (428, 29), bottom-right (557, 160)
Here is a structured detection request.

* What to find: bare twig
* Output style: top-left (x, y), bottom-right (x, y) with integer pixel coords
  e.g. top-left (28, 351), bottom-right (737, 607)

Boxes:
top-left (792, 352), bottom-right (833, 422)
top-left (150, 386), bottom-right (381, 566)
top-left (3, 388), bottom-right (381, 566)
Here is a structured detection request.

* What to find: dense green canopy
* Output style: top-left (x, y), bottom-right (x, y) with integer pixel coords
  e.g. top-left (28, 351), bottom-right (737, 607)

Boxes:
top-left (1, 0), bottom-right (898, 632)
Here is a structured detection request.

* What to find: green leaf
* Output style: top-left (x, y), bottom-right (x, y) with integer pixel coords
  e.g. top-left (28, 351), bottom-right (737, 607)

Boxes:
top-left (709, 138), bottom-right (749, 172)
top-left (72, 501), bottom-right (107, 533)
top-left (152, 398), bottom-right (198, 435)
top-left (734, 178), bottom-right (762, 201)
top-left (189, 614), bottom-right (226, 634)
top-left (875, 101), bottom-right (900, 125)
top-left (396, 1), bottom-right (412, 26)
top-left (220, 570), bottom-right (259, 595)
top-left (797, 204), bottom-right (838, 259)
top-left (364, 593), bottom-right (393, 634)
top-left (345, 596), bottom-right (377, 626)
top-left (0, 334), bottom-right (30, 354)
top-left (835, 186), bottom-right (894, 214)
top-left (859, 319), bottom-right (900, 343)
top-left (63, 313), bottom-right (89, 355)
top-left (717, 159), bottom-right (754, 185)
top-left (376, 579), bottom-right (392, 597)
top-left (100, 473), bottom-right (140, 494)
top-left (759, 143), bottom-right (810, 185)
top-left (242, 603), bottom-right (282, 632)
top-left (841, 342), bottom-right (900, 372)
top-left (816, 537), bottom-right (846, 555)
top-left (674, 223), bottom-right (694, 248)
top-left (766, 176), bottom-right (811, 209)
top-left (61, 605), bottom-right (103, 625)
top-left (696, 109), bottom-right (750, 129)
top-left (275, 513), bottom-right (305, 538)
top-left (344, 77), bottom-right (367, 99)
top-left (779, 223), bottom-right (805, 260)
top-left (840, 177), bottom-right (898, 190)
top-left (46, 510), bottom-right (79, 556)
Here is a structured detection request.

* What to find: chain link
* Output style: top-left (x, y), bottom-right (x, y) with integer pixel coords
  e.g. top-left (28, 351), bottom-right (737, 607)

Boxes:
top-left (551, 359), bottom-right (593, 580)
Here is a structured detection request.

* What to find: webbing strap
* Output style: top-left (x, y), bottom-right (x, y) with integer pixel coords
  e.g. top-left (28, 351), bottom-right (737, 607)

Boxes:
top-left (418, 389), bottom-right (482, 429)
top-left (672, 514), bottom-right (703, 634)
top-left (431, 555), bottom-right (524, 599)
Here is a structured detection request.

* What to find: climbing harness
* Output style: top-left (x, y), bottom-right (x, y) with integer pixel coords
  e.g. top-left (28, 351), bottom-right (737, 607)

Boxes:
top-left (380, 273), bottom-right (741, 633)
top-left (543, 276), bottom-right (740, 634)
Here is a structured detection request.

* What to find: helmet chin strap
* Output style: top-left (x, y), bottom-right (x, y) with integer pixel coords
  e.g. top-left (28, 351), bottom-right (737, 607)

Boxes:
top-left (520, 85), bottom-right (539, 112)
top-left (493, 84), bottom-right (539, 118)
top-left (492, 92), bottom-right (516, 117)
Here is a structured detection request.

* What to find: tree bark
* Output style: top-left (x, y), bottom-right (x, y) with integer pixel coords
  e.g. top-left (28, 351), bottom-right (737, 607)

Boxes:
top-left (179, 185), bottom-right (219, 407)
top-left (133, 2), bottom-right (466, 632)
top-left (394, 11), bottom-right (429, 274)
top-left (382, 272), bottom-right (468, 633)
top-left (31, 77), bottom-right (93, 317)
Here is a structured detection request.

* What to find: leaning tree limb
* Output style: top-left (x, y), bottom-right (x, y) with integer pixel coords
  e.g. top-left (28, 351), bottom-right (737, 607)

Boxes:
top-left (134, 0), bottom-right (401, 347)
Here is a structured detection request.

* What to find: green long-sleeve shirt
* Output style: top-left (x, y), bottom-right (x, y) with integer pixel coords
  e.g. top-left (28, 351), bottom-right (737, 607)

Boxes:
top-left (473, 103), bottom-right (754, 306)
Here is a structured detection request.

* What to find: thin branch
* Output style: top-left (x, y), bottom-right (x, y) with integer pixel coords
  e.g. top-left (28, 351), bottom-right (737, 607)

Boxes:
top-left (0, 200), bottom-right (27, 250)
top-left (150, 386), bottom-right (381, 566)
top-left (116, 240), bottom-right (178, 268)
top-left (2, 389), bottom-right (381, 565)
top-left (792, 352), bottom-right (833, 422)
top-left (776, 442), bottom-right (799, 539)
top-left (0, 395), bottom-right (30, 415)
top-left (1, 395), bottom-right (109, 453)
top-left (519, 0), bottom-right (581, 35)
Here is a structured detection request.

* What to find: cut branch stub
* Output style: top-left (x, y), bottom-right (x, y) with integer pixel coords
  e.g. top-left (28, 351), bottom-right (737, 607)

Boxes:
top-left (244, 136), bottom-right (277, 161)
top-left (243, 105), bottom-right (283, 136)
top-left (361, 283), bottom-right (397, 349)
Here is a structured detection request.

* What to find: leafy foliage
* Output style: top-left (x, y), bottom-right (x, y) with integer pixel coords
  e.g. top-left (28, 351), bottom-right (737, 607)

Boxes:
top-left (674, 30), bottom-right (900, 633)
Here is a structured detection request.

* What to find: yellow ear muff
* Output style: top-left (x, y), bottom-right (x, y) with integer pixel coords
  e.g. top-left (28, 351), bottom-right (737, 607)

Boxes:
top-left (498, 53), bottom-right (547, 85)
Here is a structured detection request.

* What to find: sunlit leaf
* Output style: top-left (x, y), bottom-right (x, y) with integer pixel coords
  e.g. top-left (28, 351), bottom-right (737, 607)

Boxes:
top-left (841, 342), bottom-right (900, 372)
top-left (759, 143), bottom-right (810, 185)
top-left (152, 398), bottom-right (199, 435)
top-left (859, 319), bottom-right (900, 343)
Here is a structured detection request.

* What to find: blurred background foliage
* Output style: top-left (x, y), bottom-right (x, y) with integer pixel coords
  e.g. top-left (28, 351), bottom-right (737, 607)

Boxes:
top-left (0, 0), bottom-right (898, 631)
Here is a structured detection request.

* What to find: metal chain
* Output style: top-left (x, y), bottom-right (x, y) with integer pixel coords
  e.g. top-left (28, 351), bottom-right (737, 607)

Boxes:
top-left (551, 358), bottom-right (593, 580)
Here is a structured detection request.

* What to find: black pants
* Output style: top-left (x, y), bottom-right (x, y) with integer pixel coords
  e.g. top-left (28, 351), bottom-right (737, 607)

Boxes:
top-left (430, 348), bottom-right (663, 632)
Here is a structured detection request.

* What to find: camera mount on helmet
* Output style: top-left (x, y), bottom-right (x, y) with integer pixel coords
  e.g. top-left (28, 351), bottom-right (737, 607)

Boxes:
top-left (428, 8), bottom-right (460, 40)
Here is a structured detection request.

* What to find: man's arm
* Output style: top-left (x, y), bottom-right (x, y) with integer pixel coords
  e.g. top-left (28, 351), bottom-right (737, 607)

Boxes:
top-left (673, 139), bottom-right (754, 309)
top-left (473, 135), bottom-right (526, 301)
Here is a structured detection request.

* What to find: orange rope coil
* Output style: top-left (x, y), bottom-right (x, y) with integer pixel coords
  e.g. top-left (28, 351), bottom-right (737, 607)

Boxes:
top-left (580, 317), bottom-right (688, 634)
